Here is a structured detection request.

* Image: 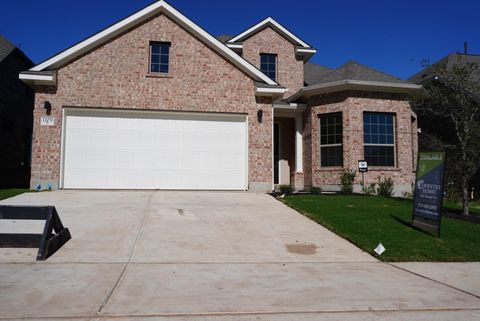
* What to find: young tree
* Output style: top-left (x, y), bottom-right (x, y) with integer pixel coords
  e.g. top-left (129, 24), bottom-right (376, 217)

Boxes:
top-left (414, 59), bottom-right (480, 215)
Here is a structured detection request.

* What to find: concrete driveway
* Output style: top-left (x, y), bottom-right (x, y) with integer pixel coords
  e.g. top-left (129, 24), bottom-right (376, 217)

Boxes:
top-left (0, 191), bottom-right (479, 321)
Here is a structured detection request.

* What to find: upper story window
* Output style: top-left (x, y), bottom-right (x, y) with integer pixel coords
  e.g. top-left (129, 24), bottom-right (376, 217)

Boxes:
top-left (364, 112), bottom-right (395, 167)
top-left (319, 112), bottom-right (343, 167)
top-left (150, 42), bottom-right (170, 73)
top-left (260, 53), bottom-right (277, 81)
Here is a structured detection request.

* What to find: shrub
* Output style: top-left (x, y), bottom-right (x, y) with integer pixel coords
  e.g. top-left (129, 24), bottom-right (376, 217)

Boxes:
top-left (279, 184), bottom-right (293, 195)
top-left (377, 176), bottom-right (394, 197)
top-left (445, 182), bottom-right (460, 203)
top-left (340, 170), bottom-right (356, 195)
top-left (309, 186), bottom-right (322, 195)
top-left (362, 182), bottom-right (377, 195)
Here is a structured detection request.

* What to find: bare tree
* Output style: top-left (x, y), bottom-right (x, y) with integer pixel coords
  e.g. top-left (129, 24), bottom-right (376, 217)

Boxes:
top-left (413, 59), bottom-right (480, 215)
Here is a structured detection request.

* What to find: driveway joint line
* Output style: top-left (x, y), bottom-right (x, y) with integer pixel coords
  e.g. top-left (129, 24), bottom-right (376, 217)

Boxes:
top-left (388, 262), bottom-right (480, 300)
top-left (4, 306), bottom-right (480, 320)
top-left (95, 191), bottom-right (155, 315)
top-left (0, 260), bottom-right (379, 265)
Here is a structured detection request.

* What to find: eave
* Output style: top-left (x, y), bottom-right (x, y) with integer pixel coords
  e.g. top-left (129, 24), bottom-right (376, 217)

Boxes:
top-left (255, 82), bottom-right (288, 98)
top-left (19, 71), bottom-right (56, 86)
top-left (287, 80), bottom-right (423, 103)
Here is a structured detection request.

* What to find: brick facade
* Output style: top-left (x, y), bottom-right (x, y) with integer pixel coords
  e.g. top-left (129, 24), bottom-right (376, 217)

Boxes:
top-left (28, 8), bottom-right (418, 195)
top-left (242, 27), bottom-right (304, 95)
top-left (30, 13), bottom-right (272, 191)
top-left (303, 91), bottom-right (417, 196)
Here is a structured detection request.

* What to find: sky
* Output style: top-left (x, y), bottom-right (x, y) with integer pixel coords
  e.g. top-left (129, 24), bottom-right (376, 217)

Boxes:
top-left (1, 0), bottom-right (479, 79)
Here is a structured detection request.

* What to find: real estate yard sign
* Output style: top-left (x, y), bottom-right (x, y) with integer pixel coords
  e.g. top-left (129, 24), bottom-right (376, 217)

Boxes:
top-left (412, 152), bottom-right (446, 237)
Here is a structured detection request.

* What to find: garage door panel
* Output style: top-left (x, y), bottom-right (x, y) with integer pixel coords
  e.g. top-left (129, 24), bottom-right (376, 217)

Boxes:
top-left (63, 110), bottom-right (247, 190)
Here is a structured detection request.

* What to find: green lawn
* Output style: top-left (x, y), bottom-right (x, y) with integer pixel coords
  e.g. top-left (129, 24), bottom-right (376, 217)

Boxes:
top-left (0, 189), bottom-right (32, 201)
top-left (283, 195), bottom-right (480, 262)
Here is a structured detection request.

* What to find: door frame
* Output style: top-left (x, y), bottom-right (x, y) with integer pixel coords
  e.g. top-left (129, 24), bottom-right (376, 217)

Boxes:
top-left (273, 121), bottom-right (281, 185)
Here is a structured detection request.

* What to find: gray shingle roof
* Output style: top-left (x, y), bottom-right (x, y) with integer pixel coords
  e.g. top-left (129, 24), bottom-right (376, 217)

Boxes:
top-left (216, 34), bottom-right (233, 43)
top-left (409, 53), bottom-right (480, 84)
top-left (304, 63), bottom-right (333, 85)
top-left (0, 35), bottom-right (16, 63)
top-left (311, 61), bottom-right (410, 85)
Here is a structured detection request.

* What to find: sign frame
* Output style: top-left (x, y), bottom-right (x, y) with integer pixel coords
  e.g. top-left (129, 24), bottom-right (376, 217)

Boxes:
top-left (411, 152), bottom-right (446, 237)
top-left (358, 160), bottom-right (368, 173)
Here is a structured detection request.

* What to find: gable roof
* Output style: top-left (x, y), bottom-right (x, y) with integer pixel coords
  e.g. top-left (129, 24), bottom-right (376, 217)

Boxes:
top-left (0, 35), bottom-right (16, 63)
top-left (288, 60), bottom-right (421, 102)
top-left (21, 1), bottom-right (279, 88)
top-left (409, 53), bottom-right (480, 84)
top-left (228, 17), bottom-right (311, 48)
top-left (0, 35), bottom-right (33, 66)
top-left (304, 63), bottom-right (334, 85)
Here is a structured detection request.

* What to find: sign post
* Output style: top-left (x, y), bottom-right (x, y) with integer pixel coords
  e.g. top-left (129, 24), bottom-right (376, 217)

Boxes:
top-left (358, 160), bottom-right (368, 194)
top-left (412, 152), bottom-right (446, 237)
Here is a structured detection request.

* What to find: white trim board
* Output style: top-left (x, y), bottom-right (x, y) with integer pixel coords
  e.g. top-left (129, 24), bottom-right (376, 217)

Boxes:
top-left (287, 80), bottom-right (423, 102)
top-left (229, 17), bottom-right (311, 48)
top-left (28, 1), bottom-right (278, 86)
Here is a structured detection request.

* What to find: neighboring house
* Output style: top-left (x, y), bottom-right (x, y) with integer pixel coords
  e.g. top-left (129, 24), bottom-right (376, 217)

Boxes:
top-left (20, 1), bottom-right (421, 194)
top-left (409, 52), bottom-right (480, 193)
top-left (0, 35), bottom-right (34, 188)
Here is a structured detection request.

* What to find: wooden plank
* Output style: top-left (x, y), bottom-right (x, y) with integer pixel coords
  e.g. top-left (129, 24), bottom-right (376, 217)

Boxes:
top-left (0, 205), bottom-right (71, 260)
top-left (0, 206), bottom-right (49, 220)
top-left (0, 234), bottom-right (43, 248)
top-left (40, 228), bottom-right (71, 261)
top-left (36, 208), bottom-right (53, 261)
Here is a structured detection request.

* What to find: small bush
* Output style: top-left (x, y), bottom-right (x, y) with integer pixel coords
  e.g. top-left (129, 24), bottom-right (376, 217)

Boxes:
top-left (362, 183), bottom-right (377, 195)
top-left (340, 170), bottom-right (356, 195)
top-left (279, 184), bottom-right (293, 195)
top-left (445, 182), bottom-right (459, 203)
top-left (377, 176), bottom-right (394, 197)
top-left (309, 186), bottom-right (322, 195)
top-left (402, 191), bottom-right (413, 199)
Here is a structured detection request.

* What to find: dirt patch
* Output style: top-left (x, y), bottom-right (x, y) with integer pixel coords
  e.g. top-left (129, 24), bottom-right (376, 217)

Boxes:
top-left (286, 243), bottom-right (318, 255)
top-left (177, 209), bottom-right (184, 216)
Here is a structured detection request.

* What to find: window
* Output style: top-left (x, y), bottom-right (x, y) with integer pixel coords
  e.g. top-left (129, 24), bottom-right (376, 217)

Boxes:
top-left (364, 112), bottom-right (395, 167)
top-left (319, 112), bottom-right (343, 167)
top-left (149, 42), bottom-right (170, 73)
top-left (260, 53), bottom-right (277, 81)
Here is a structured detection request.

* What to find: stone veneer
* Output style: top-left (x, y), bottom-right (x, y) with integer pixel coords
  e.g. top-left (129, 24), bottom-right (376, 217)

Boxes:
top-left (302, 91), bottom-right (417, 196)
top-left (30, 13), bottom-right (273, 191)
top-left (242, 27), bottom-right (304, 95)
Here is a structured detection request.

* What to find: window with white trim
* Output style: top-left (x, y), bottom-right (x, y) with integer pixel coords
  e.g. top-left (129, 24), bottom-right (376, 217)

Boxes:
top-left (149, 42), bottom-right (170, 73)
top-left (363, 112), bottom-right (395, 167)
top-left (319, 112), bottom-right (343, 167)
top-left (260, 53), bottom-right (277, 81)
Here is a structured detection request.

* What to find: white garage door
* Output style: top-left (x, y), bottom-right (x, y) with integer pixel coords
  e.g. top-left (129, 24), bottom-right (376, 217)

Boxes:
top-left (62, 109), bottom-right (247, 190)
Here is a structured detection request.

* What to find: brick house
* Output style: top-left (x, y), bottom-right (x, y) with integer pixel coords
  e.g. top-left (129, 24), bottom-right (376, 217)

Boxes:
top-left (0, 35), bottom-right (34, 188)
top-left (20, 1), bottom-right (421, 195)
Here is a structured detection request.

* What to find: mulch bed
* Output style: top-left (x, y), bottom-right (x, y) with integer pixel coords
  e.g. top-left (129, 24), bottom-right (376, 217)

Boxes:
top-left (443, 209), bottom-right (480, 224)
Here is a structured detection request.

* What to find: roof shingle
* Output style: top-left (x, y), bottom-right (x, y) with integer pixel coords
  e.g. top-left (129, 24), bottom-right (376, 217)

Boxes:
top-left (304, 63), bottom-right (333, 85)
top-left (409, 53), bottom-right (480, 84)
top-left (0, 35), bottom-right (16, 63)
top-left (311, 61), bottom-right (409, 85)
